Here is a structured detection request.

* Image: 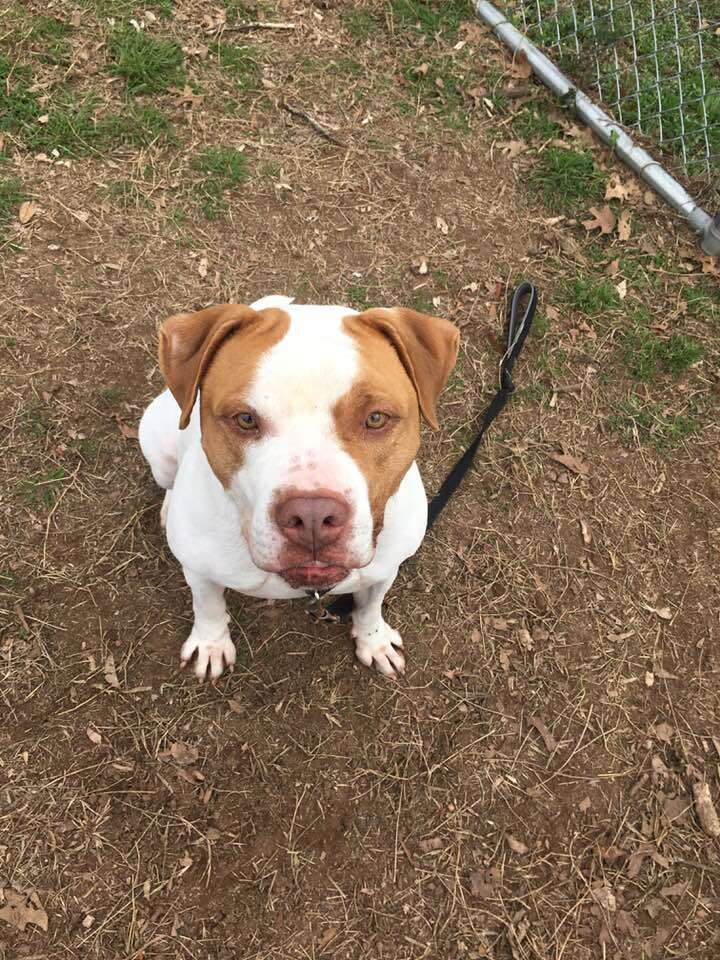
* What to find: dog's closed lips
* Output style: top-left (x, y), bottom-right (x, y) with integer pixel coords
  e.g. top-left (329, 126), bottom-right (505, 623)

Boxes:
top-left (139, 294), bottom-right (459, 682)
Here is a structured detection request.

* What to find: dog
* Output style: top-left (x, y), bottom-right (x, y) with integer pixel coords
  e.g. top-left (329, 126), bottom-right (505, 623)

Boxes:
top-left (139, 295), bottom-right (459, 681)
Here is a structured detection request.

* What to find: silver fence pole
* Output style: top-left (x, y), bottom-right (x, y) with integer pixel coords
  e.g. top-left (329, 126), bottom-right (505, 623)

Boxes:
top-left (475, 0), bottom-right (720, 256)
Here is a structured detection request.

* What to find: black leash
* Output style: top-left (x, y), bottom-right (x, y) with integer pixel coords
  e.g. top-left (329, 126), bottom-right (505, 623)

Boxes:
top-left (308, 281), bottom-right (538, 624)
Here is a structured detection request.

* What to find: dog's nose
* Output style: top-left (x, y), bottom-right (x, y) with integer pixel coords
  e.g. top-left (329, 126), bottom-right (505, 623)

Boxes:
top-left (276, 495), bottom-right (350, 553)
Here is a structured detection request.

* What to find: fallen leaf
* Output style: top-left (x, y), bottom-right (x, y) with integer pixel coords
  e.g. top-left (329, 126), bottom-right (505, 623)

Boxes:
top-left (617, 210), bottom-right (632, 241)
top-left (174, 85), bottom-right (203, 108)
top-left (435, 216), bottom-right (449, 235)
top-left (103, 653), bottom-right (120, 688)
top-left (700, 255), bottom-right (719, 275)
top-left (615, 278), bottom-right (628, 300)
top-left (86, 727), bottom-right (102, 745)
top-left (604, 258), bottom-right (620, 276)
top-left (505, 833), bottom-right (529, 854)
top-left (517, 628), bottom-right (534, 651)
top-left (579, 518), bottom-right (592, 545)
top-left (531, 715), bottom-right (558, 752)
top-left (470, 869), bottom-right (498, 898)
top-left (591, 885), bottom-right (616, 911)
top-left (410, 257), bottom-right (428, 276)
top-left (652, 722), bottom-right (674, 743)
top-left (693, 781), bottom-right (720, 837)
top-left (646, 896), bottom-right (665, 919)
top-left (509, 51), bottom-right (532, 79)
top-left (545, 305), bottom-right (561, 321)
top-left (643, 604), bottom-right (672, 620)
top-left (0, 888), bottom-right (48, 932)
top-left (413, 62), bottom-right (429, 76)
top-left (198, 256), bottom-right (208, 278)
top-left (419, 836), bottom-right (443, 852)
top-left (317, 927), bottom-right (338, 949)
top-left (549, 451), bottom-right (591, 477)
top-left (616, 910), bottom-right (637, 935)
top-left (18, 201), bottom-right (39, 224)
top-left (582, 205), bottom-right (616, 235)
top-left (605, 174), bottom-right (632, 201)
top-left (113, 414), bottom-right (139, 440)
top-left (579, 796), bottom-right (592, 812)
top-left (170, 741), bottom-right (199, 766)
top-left (660, 881), bottom-right (689, 898)
top-left (654, 665), bottom-right (679, 680)
top-left (498, 139), bottom-right (526, 158)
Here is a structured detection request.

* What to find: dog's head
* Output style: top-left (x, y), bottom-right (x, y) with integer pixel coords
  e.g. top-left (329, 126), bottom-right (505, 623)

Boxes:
top-left (159, 301), bottom-right (459, 590)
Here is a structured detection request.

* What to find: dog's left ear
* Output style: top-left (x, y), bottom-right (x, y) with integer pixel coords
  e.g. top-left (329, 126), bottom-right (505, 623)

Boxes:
top-left (159, 304), bottom-right (261, 429)
top-left (355, 308), bottom-right (460, 429)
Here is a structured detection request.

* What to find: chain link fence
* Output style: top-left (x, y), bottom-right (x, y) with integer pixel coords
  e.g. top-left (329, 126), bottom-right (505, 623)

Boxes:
top-left (511, 0), bottom-right (719, 182)
top-left (475, 0), bottom-right (720, 251)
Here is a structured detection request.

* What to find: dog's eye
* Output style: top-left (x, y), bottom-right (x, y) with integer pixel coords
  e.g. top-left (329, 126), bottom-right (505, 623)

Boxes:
top-left (234, 412), bottom-right (257, 431)
top-left (365, 411), bottom-right (388, 430)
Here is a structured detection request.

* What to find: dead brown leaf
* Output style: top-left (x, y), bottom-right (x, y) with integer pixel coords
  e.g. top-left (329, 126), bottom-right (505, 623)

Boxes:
top-left (652, 722), bottom-right (673, 743)
top-left (604, 258), bottom-right (620, 276)
top-left (509, 51), bottom-right (532, 79)
top-left (700, 255), bottom-right (718, 275)
top-left (103, 653), bottom-right (120, 689)
top-left (18, 201), bottom-right (39, 224)
top-left (505, 833), bottom-right (529, 854)
top-left (549, 451), bottom-right (591, 477)
top-left (86, 727), bottom-right (102, 745)
top-left (617, 210), bottom-right (632, 241)
top-left (470, 869), bottom-right (499, 898)
top-left (582, 205), bottom-right (616, 235)
top-left (531, 715), bottom-right (558, 753)
top-left (498, 140), bottom-right (526, 158)
top-left (317, 927), bottom-right (338, 950)
top-left (419, 836), bottom-right (443, 852)
top-left (112, 413), bottom-right (139, 440)
top-left (170, 741), bottom-right (199, 766)
top-left (693, 781), bottom-right (720, 837)
top-left (0, 888), bottom-right (48, 933)
top-left (579, 518), bottom-right (592, 545)
top-left (660, 881), bottom-right (689, 898)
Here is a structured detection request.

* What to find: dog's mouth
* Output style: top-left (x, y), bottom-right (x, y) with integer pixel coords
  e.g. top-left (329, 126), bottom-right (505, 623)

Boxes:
top-left (280, 562), bottom-right (350, 590)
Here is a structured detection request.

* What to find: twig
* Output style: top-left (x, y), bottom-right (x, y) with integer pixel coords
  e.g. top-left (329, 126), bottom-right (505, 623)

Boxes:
top-left (222, 20), bottom-right (296, 32)
top-left (279, 100), bottom-right (346, 147)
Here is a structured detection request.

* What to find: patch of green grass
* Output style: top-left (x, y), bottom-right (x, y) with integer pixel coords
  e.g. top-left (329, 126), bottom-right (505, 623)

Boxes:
top-left (400, 57), bottom-right (469, 130)
top-left (107, 26), bottom-right (185, 95)
top-left (528, 147), bottom-right (605, 213)
top-left (531, 310), bottom-right (550, 339)
top-left (511, 104), bottom-right (563, 142)
top-left (19, 400), bottom-right (50, 438)
top-left (683, 280), bottom-right (720, 320)
top-left (536, 345), bottom-right (569, 379)
top-left (557, 273), bottom-right (619, 317)
top-left (609, 394), bottom-right (699, 451)
top-left (409, 290), bottom-right (435, 314)
top-left (100, 104), bottom-right (175, 147)
top-left (0, 176), bottom-right (24, 244)
top-left (211, 42), bottom-right (259, 89)
top-left (329, 57), bottom-right (363, 77)
top-left (346, 282), bottom-right (373, 310)
top-left (619, 320), bottom-right (703, 380)
top-left (22, 467), bottom-right (68, 508)
top-left (391, 0), bottom-right (468, 42)
top-left (191, 146), bottom-right (250, 218)
top-left (341, 9), bottom-right (381, 40)
top-left (27, 15), bottom-right (74, 58)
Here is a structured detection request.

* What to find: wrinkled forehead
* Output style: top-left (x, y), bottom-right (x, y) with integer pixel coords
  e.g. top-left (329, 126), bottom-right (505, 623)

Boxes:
top-left (247, 308), bottom-right (360, 419)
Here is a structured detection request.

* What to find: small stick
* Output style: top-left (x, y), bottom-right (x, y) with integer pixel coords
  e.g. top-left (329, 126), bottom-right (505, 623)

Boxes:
top-left (222, 21), bottom-right (296, 32)
top-left (279, 100), bottom-right (346, 147)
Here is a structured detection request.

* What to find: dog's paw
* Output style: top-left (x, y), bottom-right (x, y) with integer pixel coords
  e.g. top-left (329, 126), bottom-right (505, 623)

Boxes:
top-left (353, 621), bottom-right (405, 678)
top-left (180, 626), bottom-right (236, 682)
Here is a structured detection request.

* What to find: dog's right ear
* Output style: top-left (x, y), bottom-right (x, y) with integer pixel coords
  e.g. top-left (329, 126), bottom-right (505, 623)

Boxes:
top-left (159, 304), bottom-right (260, 429)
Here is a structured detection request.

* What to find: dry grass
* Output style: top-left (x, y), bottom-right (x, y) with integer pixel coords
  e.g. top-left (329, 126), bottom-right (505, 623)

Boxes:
top-left (1, 1), bottom-right (719, 958)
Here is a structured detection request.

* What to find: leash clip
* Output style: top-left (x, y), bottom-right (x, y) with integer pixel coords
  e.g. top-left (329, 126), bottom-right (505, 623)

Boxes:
top-left (305, 590), bottom-right (341, 623)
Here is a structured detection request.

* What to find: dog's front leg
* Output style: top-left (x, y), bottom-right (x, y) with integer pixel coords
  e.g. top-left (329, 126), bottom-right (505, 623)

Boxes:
top-left (351, 572), bottom-right (405, 678)
top-left (180, 568), bottom-right (236, 681)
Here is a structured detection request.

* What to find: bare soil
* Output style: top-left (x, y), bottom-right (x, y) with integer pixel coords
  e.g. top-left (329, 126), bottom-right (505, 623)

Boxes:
top-left (1, 2), bottom-right (719, 959)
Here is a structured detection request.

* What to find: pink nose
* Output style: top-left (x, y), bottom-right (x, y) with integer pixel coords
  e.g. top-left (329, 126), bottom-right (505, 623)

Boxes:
top-left (276, 495), bottom-right (350, 553)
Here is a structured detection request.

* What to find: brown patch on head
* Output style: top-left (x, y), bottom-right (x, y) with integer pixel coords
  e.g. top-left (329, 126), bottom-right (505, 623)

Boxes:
top-left (337, 307), bottom-right (458, 525)
top-left (158, 303), bottom-right (289, 486)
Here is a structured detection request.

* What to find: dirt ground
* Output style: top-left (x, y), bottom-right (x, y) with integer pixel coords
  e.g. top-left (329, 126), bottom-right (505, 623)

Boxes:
top-left (1, 2), bottom-right (719, 958)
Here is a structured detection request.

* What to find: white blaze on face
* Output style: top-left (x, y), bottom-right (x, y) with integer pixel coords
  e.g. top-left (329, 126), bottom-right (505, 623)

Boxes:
top-left (228, 305), bottom-right (375, 571)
